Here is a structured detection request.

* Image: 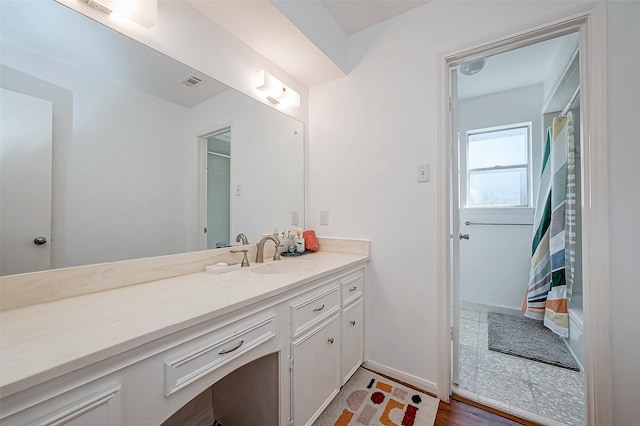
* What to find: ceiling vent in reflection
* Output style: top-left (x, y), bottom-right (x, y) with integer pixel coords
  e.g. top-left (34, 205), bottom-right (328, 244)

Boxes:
top-left (182, 75), bottom-right (204, 87)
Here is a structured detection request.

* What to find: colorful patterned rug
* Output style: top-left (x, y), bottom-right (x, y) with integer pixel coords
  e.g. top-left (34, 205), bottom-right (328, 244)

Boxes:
top-left (312, 368), bottom-right (439, 426)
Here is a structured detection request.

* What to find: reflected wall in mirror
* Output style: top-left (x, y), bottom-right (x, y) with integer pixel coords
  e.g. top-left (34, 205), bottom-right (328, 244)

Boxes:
top-left (0, 1), bottom-right (304, 276)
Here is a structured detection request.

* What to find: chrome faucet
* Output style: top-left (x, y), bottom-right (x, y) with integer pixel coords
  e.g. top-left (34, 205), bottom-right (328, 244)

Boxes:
top-left (255, 236), bottom-right (283, 263)
top-left (235, 233), bottom-right (249, 245)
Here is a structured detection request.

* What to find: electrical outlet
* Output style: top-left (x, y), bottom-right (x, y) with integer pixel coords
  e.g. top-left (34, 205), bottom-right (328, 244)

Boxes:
top-left (417, 163), bottom-right (430, 183)
top-left (291, 210), bottom-right (299, 226)
top-left (319, 209), bottom-right (329, 226)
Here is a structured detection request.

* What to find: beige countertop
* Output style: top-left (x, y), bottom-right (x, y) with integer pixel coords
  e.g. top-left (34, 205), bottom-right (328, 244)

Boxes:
top-left (0, 251), bottom-right (368, 396)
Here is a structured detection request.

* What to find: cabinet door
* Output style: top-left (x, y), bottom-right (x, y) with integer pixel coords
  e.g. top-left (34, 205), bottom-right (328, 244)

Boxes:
top-left (291, 315), bottom-right (341, 426)
top-left (341, 298), bottom-right (364, 385)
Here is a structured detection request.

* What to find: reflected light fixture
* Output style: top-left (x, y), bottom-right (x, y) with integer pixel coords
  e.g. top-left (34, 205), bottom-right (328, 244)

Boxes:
top-left (255, 70), bottom-right (301, 108)
top-left (460, 58), bottom-right (485, 76)
top-left (86, 0), bottom-right (157, 28)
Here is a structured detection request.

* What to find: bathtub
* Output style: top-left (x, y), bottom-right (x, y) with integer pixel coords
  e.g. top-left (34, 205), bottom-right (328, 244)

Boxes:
top-left (565, 294), bottom-right (584, 371)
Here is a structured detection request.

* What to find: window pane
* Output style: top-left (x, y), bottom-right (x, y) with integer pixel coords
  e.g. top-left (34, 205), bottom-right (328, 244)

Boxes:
top-left (469, 167), bottom-right (527, 207)
top-left (468, 127), bottom-right (528, 169)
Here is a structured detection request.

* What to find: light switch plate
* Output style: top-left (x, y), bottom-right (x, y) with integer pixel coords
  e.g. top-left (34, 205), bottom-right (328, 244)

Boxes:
top-left (417, 163), bottom-right (430, 183)
top-left (291, 210), bottom-right (299, 226)
top-left (319, 209), bottom-right (329, 226)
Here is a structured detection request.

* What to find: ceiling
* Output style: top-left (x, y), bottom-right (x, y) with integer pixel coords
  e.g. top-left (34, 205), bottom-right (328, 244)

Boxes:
top-left (189, 0), bottom-right (578, 99)
top-left (188, 0), bottom-right (432, 86)
top-left (457, 33), bottom-right (580, 100)
top-left (11, 1), bottom-right (580, 106)
top-left (321, 0), bottom-right (429, 35)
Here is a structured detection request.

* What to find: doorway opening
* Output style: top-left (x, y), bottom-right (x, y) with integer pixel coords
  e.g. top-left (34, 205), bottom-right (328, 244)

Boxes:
top-left (199, 127), bottom-right (232, 250)
top-left (448, 30), bottom-right (586, 425)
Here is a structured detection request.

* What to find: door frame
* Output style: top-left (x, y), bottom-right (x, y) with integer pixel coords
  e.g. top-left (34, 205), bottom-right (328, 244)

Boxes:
top-left (436, 5), bottom-right (612, 425)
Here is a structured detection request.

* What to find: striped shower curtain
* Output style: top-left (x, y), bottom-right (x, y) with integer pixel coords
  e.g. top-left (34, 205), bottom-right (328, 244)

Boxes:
top-left (523, 112), bottom-right (575, 338)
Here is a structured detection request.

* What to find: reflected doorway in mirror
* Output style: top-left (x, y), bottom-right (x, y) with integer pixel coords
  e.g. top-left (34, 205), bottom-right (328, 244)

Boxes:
top-left (200, 127), bottom-right (231, 249)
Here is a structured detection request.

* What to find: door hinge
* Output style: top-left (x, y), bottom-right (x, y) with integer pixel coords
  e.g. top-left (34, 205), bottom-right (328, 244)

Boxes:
top-left (448, 97), bottom-right (454, 111)
top-left (450, 326), bottom-right (454, 341)
top-left (289, 357), bottom-right (294, 371)
top-left (204, 227), bottom-right (208, 234)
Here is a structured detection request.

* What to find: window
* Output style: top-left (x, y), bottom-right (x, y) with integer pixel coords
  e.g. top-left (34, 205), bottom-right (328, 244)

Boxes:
top-left (466, 124), bottom-right (531, 208)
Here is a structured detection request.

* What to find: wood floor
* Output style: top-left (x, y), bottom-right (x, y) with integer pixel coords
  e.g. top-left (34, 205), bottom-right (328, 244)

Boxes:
top-left (434, 399), bottom-right (538, 425)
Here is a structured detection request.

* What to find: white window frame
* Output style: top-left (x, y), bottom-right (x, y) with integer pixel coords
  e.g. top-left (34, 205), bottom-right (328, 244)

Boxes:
top-left (465, 122), bottom-right (533, 208)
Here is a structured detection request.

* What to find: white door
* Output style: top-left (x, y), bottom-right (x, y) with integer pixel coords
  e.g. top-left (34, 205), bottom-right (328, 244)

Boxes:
top-left (0, 88), bottom-right (53, 276)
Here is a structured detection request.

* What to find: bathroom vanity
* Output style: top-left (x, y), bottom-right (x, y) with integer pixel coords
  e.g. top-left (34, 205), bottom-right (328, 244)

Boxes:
top-left (0, 239), bottom-right (369, 426)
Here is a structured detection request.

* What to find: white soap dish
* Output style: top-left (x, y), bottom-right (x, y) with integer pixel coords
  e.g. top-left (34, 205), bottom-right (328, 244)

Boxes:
top-left (205, 262), bottom-right (241, 274)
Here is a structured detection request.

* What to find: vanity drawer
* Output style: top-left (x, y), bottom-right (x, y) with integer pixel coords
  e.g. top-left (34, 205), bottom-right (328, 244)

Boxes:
top-left (341, 270), bottom-right (364, 306)
top-left (164, 313), bottom-right (276, 396)
top-left (290, 285), bottom-right (340, 338)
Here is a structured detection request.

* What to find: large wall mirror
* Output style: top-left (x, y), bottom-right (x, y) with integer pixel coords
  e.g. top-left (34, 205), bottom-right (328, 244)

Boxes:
top-left (0, 1), bottom-right (305, 276)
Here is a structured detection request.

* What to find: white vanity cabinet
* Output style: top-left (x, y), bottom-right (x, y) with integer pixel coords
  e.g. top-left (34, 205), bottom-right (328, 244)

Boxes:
top-left (1, 248), bottom-right (369, 426)
top-left (291, 315), bottom-right (341, 426)
top-left (1, 380), bottom-right (122, 426)
top-left (289, 282), bottom-right (342, 425)
top-left (339, 270), bottom-right (365, 386)
top-left (289, 268), bottom-right (365, 425)
top-left (341, 297), bottom-right (364, 385)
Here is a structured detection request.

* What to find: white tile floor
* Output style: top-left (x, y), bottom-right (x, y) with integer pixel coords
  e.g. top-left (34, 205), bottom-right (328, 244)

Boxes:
top-left (454, 309), bottom-right (586, 426)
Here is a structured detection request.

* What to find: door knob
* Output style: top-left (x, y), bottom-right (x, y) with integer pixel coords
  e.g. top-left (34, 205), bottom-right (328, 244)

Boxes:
top-left (459, 233), bottom-right (470, 240)
top-left (33, 236), bottom-right (47, 245)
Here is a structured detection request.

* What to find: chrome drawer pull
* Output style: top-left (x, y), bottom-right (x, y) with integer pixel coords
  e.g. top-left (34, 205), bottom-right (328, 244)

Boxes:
top-left (218, 340), bottom-right (244, 355)
top-left (350, 320), bottom-right (356, 326)
top-left (328, 338), bottom-right (334, 344)
top-left (313, 304), bottom-right (325, 312)
top-left (349, 286), bottom-right (357, 292)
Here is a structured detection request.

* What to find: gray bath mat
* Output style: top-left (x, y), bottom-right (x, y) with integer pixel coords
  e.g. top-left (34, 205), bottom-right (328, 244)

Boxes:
top-left (487, 312), bottom-right (580, 371)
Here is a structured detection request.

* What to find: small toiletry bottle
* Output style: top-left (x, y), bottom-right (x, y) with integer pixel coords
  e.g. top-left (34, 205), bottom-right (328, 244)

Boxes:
top-left (295, 237), bottom-right (305, 253)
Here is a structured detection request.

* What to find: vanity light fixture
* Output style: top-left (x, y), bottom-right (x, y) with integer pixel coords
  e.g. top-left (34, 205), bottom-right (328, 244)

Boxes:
top-left (85, 0), bottom-right (157, 28)
top-left (255, 70), bottom-right (300, 108)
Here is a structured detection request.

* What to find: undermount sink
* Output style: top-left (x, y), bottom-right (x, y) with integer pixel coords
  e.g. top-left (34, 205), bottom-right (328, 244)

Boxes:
top-left (251, 259), bottom-right (316, 275)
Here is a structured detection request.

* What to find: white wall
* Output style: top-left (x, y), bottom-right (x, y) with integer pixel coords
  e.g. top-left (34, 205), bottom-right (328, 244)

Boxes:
top-left (607, 1), bottom-right (640, 424)
top-left (308, 0), bottom-right (597, 392)
top-left (190, 90), bottom-right (305, 245)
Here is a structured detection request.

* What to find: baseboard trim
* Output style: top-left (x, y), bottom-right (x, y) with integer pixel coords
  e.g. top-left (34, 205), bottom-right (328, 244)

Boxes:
top-left (362, 361), bottom-right (439, 398)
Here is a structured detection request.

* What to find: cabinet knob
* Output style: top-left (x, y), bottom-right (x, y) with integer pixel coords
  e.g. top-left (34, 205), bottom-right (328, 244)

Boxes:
top-left (327, 337), bottom-right (334, 344)
top-left (350, 320), bottom-right (356, 326)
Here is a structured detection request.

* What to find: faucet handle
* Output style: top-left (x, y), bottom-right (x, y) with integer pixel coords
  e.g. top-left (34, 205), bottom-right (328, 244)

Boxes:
top-left (230, 249), bottom-right (250, 267)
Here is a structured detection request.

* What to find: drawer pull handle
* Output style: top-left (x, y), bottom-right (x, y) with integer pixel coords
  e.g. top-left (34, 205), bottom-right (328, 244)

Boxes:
top-left (350, 320), bottom-right (356, 326)
top-left (218, 340), bottom-right (244, 355)
top-left (349, 286), bottom-right (357, 292)
top-left (328, 338), bottom-right (335, 344)
top-left (313, 304), bottom-right (325, 312)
